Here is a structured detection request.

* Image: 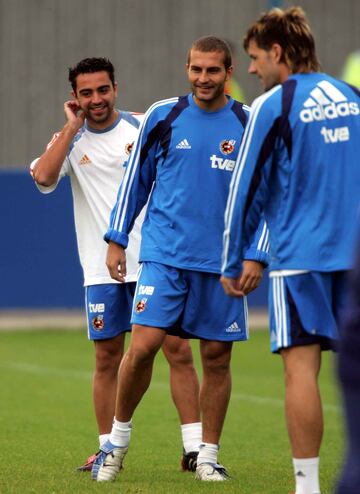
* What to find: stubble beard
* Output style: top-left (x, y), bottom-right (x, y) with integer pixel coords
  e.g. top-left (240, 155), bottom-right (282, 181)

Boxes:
top-left (193, 82), bottom-right (225, 104)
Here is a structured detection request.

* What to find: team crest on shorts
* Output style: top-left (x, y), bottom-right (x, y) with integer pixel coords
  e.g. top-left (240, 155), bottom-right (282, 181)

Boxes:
top-left (220, 139), bottom-right (236, 155)
top-left (125, 142), bottom-right (134, 155)
top-left (136, 298), bottom-right (147, 313)
top-left (92, 315), bottom-right (104, 331)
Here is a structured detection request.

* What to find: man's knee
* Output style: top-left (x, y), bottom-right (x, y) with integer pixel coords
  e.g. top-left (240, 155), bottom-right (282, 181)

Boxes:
top-left (281, 345), bottom-right (321, 387)
top-left (94, 335), bottom-right (125, 374)
top-left (127, 343), bottom-right (158, 367)
top-left (126, 325), bottom-right (165, 368)
top-left (201, 341), bottom-right (232, 373)
top-left (162, 336), bottom-right (194, 367)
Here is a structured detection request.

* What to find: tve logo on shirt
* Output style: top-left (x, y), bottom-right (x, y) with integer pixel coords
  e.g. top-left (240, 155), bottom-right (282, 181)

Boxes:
top-left (210, 138), bottom-right (237, 171)
top-left (210, 155), bottom-right (235, 171)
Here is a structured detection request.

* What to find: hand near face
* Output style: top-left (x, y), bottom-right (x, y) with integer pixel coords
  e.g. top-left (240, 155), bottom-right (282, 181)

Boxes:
top-left (64, 100), bottom-right (85, 132)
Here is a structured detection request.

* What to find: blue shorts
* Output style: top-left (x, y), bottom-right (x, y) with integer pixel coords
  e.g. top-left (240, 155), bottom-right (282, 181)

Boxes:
top-left (268, 271), bottom-right (348, 353)
top-left (85, 283), bottom-right (136, 341)
top-left (131, 262), bottom-right (248, 342)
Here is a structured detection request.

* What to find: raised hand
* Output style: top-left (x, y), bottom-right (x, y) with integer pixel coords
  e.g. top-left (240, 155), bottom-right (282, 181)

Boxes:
top-left (64, 100), bottom-right (86, 132)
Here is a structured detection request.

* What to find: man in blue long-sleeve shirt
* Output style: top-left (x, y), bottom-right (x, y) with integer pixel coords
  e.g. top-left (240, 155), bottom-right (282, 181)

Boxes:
top-left (92, 36), bottom-right (269, 483)
top-left (221, 8), bottom-right (360, 494)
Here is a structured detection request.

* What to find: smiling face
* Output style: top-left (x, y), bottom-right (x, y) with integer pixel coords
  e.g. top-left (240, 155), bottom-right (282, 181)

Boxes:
top-left (187, 49), bottom-right (233, 111)
top-left (72, 71), bottom-right (118, 129)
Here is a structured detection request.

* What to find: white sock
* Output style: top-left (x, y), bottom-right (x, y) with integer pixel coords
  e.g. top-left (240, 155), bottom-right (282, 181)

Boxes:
top-left (99, 433), bottom-right (110, 448)
top-left (197, 442), bottom-right (219, 465)
top-left (109, 418), bottom-right (132, 448)
top-left (181, 422), bottom-right (202, 453)
top-left (293, 457), bottom-right (321, 494)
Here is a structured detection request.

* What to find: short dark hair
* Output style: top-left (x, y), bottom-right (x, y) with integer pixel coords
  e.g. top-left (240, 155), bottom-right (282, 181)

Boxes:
top-left (188, 36), bottom-right (232, 70)
top-left (68, 57), bottom-right (115, 92)
top-left (243, 7), bottom-right (320, 73)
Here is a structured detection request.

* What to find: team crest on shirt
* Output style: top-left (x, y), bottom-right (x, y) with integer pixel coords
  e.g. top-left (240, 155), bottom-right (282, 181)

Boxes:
top-left (220, 139), bottom-right (236, 155)
top-left (135, 298), bottom-right (147, 313)
top-left (92, 315), bottom-right (104, 331)
top-left (125, 142), bottom-right (134, 155)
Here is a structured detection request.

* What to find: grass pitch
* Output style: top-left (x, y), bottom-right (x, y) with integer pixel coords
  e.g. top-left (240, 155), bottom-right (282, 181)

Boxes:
top-left (0, 328), bottom-right (343, 493)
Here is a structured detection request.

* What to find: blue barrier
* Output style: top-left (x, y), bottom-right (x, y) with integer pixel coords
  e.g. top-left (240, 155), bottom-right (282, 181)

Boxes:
top-left (0, 170), bottom-right (268, 309)
top-left (1, 170), bottom-right (83, 308)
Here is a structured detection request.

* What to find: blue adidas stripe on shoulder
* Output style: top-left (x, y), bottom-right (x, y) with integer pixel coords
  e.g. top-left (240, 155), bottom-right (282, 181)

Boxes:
top-left (68, 126), bottom-right (86, 155)
top-left (231, 100), bottom-right (249, 128)
top-left (121, 111), bottom-right (142, 129)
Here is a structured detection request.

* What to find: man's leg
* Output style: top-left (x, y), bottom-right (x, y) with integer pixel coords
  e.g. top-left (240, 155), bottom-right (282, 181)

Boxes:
top-left (115, 325), bottom-right (167, 419)
top-left (196, 339), bottom-right (232, 481)
top-left (79, 282), bottom-right (132, 471)
top-left (281, 344), bottom-right (322, 494)
top-left (92, 324), bottom-right (166, 481)
top-left (78, 333), bottom-right (125, 472)
top-left (162, 335), bottom-right (201, 470)
top-left (162, 335), bottom-right (200, 424)
top-left (93, 334), bottom-right (125, 435)
top-left (77, 334), bottom-right (125, 472)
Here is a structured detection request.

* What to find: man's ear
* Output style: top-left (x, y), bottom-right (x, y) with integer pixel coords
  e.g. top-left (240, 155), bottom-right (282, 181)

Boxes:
top-left (71, 90), bottom-right (79, 104)
top-left (271, 43), bottom-right (283, 64)
top-left (225, 65), bottom-right (234, 81)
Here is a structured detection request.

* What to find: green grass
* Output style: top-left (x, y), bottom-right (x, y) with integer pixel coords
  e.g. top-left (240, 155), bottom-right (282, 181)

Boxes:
top-left (0, 328), bottom-right (343, 493)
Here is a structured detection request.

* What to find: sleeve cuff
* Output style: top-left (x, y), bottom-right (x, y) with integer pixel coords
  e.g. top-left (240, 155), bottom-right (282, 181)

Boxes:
top-left (104, 229), bottom-right (129, 248)
top-left (243, 247), bottom-right (270, 267)
top-left (221, 266), bottom-right (242, 278)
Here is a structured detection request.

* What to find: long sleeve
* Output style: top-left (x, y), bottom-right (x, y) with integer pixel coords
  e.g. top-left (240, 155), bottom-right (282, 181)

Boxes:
top-left (104, 109), bottom-right (158, 248)
top-left (242, 217), bottom-right (270, 265)
top-left (222, 86), bottom-right (283, 277)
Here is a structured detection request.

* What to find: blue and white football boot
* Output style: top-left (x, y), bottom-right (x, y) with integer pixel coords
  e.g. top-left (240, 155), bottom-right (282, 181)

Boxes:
top-left (195, 462), bottom-right (229, 481)
top-left (91, 440), bottom-right (128, 482)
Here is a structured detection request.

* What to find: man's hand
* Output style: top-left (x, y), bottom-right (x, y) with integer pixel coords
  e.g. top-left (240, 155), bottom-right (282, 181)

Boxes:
top-left (64, 100), bottom-right (85, 133)
top-left (237, 260), bottom-right (264, 295)
top-left (220, 275), bottom-right (244, 297)
top-left (106, 241), bottom-right (127, 282)
top-left (221, 260), bottom-right (264, 297)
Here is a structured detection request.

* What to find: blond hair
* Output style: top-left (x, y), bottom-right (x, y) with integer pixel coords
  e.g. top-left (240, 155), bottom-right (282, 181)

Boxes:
top-left (243, 7), bottom-right (320, 73)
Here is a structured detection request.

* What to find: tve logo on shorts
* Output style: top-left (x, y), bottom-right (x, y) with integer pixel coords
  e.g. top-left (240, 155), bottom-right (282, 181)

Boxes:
top-left (138, 285), bottom-right (155, 296)
top-left (89, 303), bottom-right (105, 313)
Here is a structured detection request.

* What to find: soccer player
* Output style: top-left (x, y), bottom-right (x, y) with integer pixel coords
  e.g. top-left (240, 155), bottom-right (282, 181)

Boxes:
top-left (30, 57), bottom-right (202, 472)
top-left (336, 221), bottom-right (360, 494)
top-left (91, 36), bottom-right (269, 483)
top-left (221, 8), bottom-right (360, 494)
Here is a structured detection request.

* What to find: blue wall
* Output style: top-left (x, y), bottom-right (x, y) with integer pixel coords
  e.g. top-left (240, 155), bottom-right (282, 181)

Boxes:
top-left (0, 171), bottom-right (268, 309)
top-left (1, 170), bottom-right (83, 308)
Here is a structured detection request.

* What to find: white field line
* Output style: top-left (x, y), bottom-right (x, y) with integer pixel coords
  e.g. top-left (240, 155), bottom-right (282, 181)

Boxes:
top-left (0, 360), bottom-right (341, 414)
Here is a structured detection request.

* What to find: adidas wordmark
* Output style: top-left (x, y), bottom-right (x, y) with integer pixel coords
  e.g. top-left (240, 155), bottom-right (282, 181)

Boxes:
top-left (300, 80), bottom-right (359, 123)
